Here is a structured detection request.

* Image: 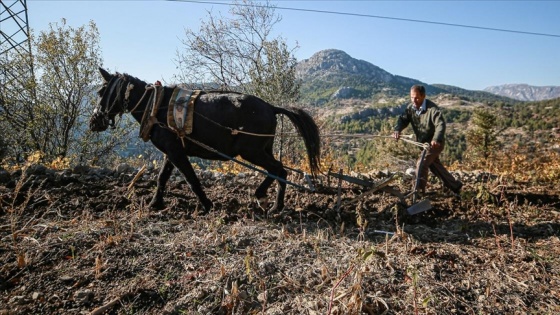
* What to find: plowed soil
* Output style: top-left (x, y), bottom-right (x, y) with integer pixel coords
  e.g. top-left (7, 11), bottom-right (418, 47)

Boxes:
top-left (1, 165), bottom-right (559, 314)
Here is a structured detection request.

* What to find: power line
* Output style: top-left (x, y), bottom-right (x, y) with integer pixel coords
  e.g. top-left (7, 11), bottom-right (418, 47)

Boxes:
top-left (168, 0), bottom-right (560, 38)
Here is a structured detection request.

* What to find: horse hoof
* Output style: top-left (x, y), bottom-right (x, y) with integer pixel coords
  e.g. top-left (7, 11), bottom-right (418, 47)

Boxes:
top-left (256, 197), bottom-right (269, 210)
top-left (201, 199), bottom-right (213, 213)
top-left (268, 205), bottom-right (285, 214)
top-left (148, 199), bottom-right (165, 210)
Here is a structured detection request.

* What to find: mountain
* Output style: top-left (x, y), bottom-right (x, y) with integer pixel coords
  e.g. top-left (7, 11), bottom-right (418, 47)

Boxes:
top-left (292, 49), bottom-right (560, 168)
top-left (296, 49), bottom-right (514, 105)
top-left (296, 49), bottom-right (394, 83)
top-left (483, 84), bottom-right (560, 101)
top-left (432, 84), bottom-right (520, 104)
top-left (296, 49), bottom-right (447, 104)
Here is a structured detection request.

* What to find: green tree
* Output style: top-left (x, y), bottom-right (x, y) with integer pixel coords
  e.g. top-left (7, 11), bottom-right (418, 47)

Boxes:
top-left (34, 19), bottom-right (103, 160)
top-left (0, 19), bottom-right (132, 165)
top-left (247, 39), bottom-right (300, 106)
top-left (0, 46), bottom-right (36, 162)
top-left (466, 108), bottom-right (503, 162)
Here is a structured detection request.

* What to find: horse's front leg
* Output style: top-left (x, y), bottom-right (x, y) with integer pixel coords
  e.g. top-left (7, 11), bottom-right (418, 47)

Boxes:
top-left (149, 155), bottom-right (174, 209)
top-left (167, 153), bottom-right (213, 213)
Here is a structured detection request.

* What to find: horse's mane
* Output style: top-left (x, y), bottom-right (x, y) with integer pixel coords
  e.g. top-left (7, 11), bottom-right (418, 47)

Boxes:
top-left (118, 72), bottom-right (147, 86)
top-left (203, 89), bottom-right (244, 95)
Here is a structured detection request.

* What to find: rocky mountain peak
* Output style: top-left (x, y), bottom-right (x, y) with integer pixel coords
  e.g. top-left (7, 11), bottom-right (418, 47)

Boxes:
top-left (296, 49), bottom-right (394, 83)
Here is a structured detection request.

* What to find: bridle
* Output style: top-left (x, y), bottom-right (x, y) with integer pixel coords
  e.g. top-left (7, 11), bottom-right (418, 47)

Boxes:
top-left (92, 74), bottom-right (135, 130)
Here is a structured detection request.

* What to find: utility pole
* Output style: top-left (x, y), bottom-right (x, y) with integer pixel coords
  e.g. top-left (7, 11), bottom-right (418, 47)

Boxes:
top-left (1, 0), bottom-right (33, 105)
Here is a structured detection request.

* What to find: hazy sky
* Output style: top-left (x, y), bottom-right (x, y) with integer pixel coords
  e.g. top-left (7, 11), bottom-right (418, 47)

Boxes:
top-left (21, 0), bottom-right (560, 91)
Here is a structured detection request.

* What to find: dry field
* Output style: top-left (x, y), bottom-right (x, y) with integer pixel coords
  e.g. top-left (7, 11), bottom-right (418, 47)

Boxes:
top-left (1, 164), bottom-right (559, 314)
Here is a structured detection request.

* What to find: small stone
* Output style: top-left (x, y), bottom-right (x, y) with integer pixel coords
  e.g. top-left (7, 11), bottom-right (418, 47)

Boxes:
top-left (238, 290), bottom-right (249, 300)
top-left (9, 295), bottom-right (27, 305)
top-left (48, 294), bottom-right (61, 303)
top-left (74, 289), bottom-right (93, 304)
top-left (60, 275), bottom-right (74, 283)
top-left (116, 163), bottom-right (132, 174)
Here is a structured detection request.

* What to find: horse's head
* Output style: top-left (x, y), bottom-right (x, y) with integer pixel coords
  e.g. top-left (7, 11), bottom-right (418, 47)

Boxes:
top-left (89, 68), bottom-right (135, 132)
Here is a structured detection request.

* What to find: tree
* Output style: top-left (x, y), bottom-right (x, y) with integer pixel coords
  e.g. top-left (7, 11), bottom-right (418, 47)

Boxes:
top-left (0, 131), bottom-right (7, 163)
top-left (175, 0), bottom-right (304, 168)
top-left (0, 47), bottom-right (36, 162)
top-left (0, 19), bottom-right (134, 166)
top-left (465, 108), bottom-right (503, 163)
top-left (34, 20), bottom-right (102, 159)
top-left (174, 0), bottom-right (299, 106)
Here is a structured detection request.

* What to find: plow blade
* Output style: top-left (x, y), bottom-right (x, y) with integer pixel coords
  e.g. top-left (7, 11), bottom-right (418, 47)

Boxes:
top-left (407, 198), bottom-right (432, 215)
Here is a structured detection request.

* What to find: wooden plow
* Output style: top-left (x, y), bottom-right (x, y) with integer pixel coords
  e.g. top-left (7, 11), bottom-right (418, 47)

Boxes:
top-left (326, 168), bottom-right (432, 215)
top-left (315, 134), bottom-right (433, 215)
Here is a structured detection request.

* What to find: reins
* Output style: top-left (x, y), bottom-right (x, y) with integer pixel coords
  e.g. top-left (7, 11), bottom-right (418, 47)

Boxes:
top-left (127, 83), bottom-right (149, 114)
top-left (98, 77), bottom-right (119, 120)
top-left (321, 133), bottom-right (430, 149)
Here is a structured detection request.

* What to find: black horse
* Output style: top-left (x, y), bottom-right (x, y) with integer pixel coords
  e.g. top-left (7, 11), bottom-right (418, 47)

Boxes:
top-left (90, 68), bottom-right (321, 213)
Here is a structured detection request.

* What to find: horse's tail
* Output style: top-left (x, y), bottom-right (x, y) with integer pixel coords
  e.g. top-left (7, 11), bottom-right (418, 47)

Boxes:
top-left (273, 106), bottom-right (321, 177)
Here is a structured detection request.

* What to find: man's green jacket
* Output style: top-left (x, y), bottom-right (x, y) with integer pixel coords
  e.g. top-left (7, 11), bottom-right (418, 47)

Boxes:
top-left (394, 99), bottom-right (446, 144)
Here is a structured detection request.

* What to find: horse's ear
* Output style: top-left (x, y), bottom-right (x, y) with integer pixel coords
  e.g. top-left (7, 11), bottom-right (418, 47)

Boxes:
top-left (99, 67), bottom-right (112, 82)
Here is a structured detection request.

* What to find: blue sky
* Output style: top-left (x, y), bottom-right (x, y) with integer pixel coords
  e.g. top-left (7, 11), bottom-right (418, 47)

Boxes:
top-left (23, 0), bottom-right (560, 91)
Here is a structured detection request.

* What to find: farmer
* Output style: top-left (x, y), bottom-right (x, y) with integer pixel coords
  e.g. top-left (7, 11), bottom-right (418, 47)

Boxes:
top-left (393, 84), bottom-right (462, 196)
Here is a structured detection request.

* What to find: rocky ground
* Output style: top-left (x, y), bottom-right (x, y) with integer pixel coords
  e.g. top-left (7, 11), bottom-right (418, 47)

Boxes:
top-left (1, 164), bottom-right (559, 314)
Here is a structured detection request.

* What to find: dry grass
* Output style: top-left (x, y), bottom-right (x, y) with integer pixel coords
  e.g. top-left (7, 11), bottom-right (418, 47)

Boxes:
top-left (1, 162), bottom-right (559, 314)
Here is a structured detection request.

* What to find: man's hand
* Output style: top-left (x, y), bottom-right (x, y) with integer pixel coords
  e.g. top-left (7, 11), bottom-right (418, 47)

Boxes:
top-left (430, 140), bottom-right (441, 149)
top-left (393, 131), bottom-right (400, 141)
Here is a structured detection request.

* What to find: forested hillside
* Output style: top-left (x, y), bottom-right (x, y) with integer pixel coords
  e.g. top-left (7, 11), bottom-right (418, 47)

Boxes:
top-left (317, 94), bottom-right (559, 171)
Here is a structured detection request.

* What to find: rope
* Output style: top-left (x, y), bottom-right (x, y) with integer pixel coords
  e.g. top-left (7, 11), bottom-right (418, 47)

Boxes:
top-left (230, 129), bottom-right (276, 137)
top-left (183, 136), bottom-right (313, 191)
top-left (194, 111), bottom-right (277, 137)
top-left (128, 84), bottom-right (153, 114)
top-left (321, 133), bottom-right (430, 149)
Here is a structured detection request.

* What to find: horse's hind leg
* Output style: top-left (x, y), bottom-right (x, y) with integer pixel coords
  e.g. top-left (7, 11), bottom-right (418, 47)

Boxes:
top-left (243, 149), bottom-right (287, 212)
top-left (149, 155), bottom-right (174, 209)
top-left (255, 177), bottom-right (274, 208)
top-left (271, 168), bottom-right (288, 212)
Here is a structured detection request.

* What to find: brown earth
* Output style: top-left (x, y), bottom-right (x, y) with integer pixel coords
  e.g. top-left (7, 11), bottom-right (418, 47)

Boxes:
top-left (1, 164), bottom-right (559, 314)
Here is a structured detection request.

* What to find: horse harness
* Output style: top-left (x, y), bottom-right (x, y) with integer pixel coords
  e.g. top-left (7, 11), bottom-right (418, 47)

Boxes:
top-left (136, 83), bottom-right (203, 145)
